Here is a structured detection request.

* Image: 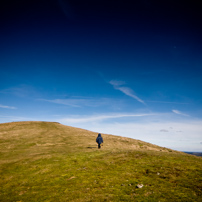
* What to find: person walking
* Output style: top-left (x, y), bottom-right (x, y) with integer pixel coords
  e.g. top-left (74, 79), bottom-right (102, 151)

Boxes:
top-left (96, 133), bottom-right (103, 149)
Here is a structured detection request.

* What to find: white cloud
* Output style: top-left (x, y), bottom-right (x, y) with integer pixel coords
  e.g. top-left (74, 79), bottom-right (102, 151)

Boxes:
top-left (60, 113), bottom-right (155, 124)
top-left (118, 87), bottom-right (145, 104)
top-left (109, 80), bottom-right (125, 86)
top-left (0, 85), bottom-right (39, 98)
top-left (0, 104), bottom-right (17, 109)
top-left (147, 101), bottom-right (189, 104)
top-left (172, 109), bottom-right (189, 116)
top-left (39, 97), bottom-right (114, 108)
top-left (40, 99), bottom-right (81, 107)
top-left (109, 80), bottom-right (145, 104)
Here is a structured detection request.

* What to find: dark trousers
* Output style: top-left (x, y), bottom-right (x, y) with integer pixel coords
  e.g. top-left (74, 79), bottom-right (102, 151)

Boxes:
top-left (98, 144), bottom-right (101, 149)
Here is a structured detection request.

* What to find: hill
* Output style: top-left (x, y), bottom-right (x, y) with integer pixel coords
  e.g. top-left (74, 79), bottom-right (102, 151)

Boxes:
top-left (184, 152), bottom-right (202, 157)
top-left (0, 121), bottom-right (202, 201)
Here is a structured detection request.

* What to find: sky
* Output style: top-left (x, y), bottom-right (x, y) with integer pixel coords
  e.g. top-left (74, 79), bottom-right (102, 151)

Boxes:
top-left (0, 0), bottom-right (202, 152)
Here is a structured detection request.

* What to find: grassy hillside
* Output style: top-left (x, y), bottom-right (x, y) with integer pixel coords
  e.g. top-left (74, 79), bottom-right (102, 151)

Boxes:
top-left (0, 121), bottom-right (202, 201)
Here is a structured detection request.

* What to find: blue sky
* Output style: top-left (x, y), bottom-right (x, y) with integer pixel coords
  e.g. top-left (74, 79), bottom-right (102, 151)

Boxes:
top-left (0, 0), bottom-right (202, 151)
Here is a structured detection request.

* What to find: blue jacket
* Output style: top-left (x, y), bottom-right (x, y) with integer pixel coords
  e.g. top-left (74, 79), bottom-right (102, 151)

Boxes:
top-left (96, 133), bottom-right (103, 144)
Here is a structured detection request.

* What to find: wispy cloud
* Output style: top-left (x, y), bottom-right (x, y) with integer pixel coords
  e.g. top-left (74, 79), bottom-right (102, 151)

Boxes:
top-left (147, 101), bottom-right (189, 104)
top-left (0, 85), bottom-right (38, 98)
top-left (172, 109), bottom-right (189, 116)
top-left (60, 113), bottom-right (155, 124)
top-left (0, 104), bottom-right (17, 109)
top-left (39, 97), bottom-right (115, 108)
top-left (109, 80), bottom-right (145, 104)
top-left (39, 98), bottom-right (81, 107)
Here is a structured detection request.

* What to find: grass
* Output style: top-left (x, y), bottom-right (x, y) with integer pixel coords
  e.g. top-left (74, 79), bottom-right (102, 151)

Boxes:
top-left (0, 121), bottom-right (202, 201)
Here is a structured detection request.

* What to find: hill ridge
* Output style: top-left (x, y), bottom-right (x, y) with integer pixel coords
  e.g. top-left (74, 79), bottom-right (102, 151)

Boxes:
top-left (0, 121), bottom-right (178, 153)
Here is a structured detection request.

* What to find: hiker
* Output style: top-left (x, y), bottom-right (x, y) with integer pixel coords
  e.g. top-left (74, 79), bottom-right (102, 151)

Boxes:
top-left (96, 133), bottom-right (103, 149)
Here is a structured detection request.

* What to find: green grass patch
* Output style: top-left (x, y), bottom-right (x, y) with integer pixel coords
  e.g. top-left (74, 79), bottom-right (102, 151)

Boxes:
top-left (0, 121), bottom-right (202, 201)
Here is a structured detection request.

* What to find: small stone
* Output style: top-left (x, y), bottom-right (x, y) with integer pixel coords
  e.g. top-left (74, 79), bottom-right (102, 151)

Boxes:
top-left (136, 184), bottom-right (144, 188)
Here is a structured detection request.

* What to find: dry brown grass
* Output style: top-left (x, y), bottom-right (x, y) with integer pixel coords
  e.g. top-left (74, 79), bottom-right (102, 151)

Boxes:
top-left (0, 121), bottom-right (175, 167)
top-left (0, 121), bottom-right (177, 155)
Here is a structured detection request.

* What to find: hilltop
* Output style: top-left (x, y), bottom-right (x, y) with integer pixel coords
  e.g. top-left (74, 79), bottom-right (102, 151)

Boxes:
top-left (0, 121), bottom-right (202, 201)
